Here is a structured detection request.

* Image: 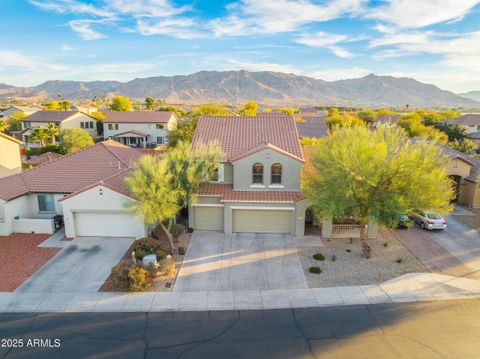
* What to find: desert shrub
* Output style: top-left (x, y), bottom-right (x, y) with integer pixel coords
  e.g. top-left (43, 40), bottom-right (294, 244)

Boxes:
top-left (313, 253), bottom-right (325, 261)
top-left (331, 255), bottom-right (336, 262)
top-left (111, 262), bottom-right (132, 291)
top-left (25, 147), bottom-right (32, 159)
top-left (131, 238), bottom-right (166, 261)
top-left (309, 266), bottom-right (322, 274)
top-left (158, 255), bottom-right (176, 276)
top-left (383, 242), bottom-right (389, 247)
top-left (169, 223), bottom-right (185, 240)
top-left (396, 258), bottom-right (403, 264)
top-left (128, 267), bottom-right (152, 292)
top-left (346, 249), bottom-right (351, 253)
top-left (178, 246), bottom-right (185, 255)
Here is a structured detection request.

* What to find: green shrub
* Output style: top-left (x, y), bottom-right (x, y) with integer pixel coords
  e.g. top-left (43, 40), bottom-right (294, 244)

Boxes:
top-left (128, 267), bottom-right (152, 292)
top-left (309, 266), bottom-right (322, 274)
top-left (169, 223), bottom-right (185, 239)
top-left (331, 255), bottom-right (336, 262)
top-left (383, 242), bottom-right (389, 247)
top-left (111, 262), bottom-right (131, 290)
top-left (396, 258), bottom-right (403, 264)
top-left (346, 249), bottom-right (351, 253)
top-left (313, 253), bottom-right (325, 261)
top-left (178, 246), bottom-right (185, 255)
top-left (158, 256), bottom-right (176, 276)
top-left (39, 144), bottom-right (61, 154)
top-left (131, 238), bottom-right (166, 261)
top-left (25, 147), bottom-right (32, 159)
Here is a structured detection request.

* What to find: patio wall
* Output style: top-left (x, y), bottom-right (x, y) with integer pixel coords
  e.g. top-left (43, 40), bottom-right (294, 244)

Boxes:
top-left (12, 217), bottom-right (55, 234)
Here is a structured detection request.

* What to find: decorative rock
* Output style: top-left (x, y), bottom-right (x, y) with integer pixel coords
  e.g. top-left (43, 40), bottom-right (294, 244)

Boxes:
top-left (142, 254), bottom-right (158, 267)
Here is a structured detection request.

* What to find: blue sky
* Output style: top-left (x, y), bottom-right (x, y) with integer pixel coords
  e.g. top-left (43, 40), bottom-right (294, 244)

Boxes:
top-left (1, 0), bottom-right (479, 92)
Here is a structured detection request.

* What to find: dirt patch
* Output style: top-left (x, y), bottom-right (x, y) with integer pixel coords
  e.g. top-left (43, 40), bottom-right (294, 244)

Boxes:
top-left (100, 229), bottom-right (192, 292)
top-left (0, 234), bottom-right (60, 292)
top-left (299, 229), bottom-right (427, 288)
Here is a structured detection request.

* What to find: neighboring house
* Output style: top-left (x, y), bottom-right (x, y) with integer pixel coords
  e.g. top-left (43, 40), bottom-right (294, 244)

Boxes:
top-left (103, 111), bottom-right (177, 148)
top-left (296, 116), bottom-right (328, 139)
top-left (0, 132), bottom-right (22, 178)
top-left (466, 131), bottom-right (480, 147)
top-left (189, 115), bottom-right (310, 236)
top-left (70, 104), bottom-right (97, 114)
top-left (444, 114), bottom-right (480, 134)
top-left (0, 141), bottom-right (145, 238)
top-left (1, 105), bottom-right (42, 118)
top-left (20, 110), bottom-right (97, 147)
top-left (23, 152), bottom-right (63, 168)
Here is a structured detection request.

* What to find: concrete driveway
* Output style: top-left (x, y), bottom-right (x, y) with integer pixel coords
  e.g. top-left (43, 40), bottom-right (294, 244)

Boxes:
top-left (174, 231), bottom-right (308, 292)
top-left (15, 237), bottom-right (134, 293)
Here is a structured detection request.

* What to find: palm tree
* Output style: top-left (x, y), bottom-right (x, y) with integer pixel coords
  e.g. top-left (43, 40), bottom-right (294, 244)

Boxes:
top-left (45, 123), bottom-right (59, 144)
top-left (29, 127), bottom-right (49, 147)
top-left (0, 119), bottom-right (7, 133)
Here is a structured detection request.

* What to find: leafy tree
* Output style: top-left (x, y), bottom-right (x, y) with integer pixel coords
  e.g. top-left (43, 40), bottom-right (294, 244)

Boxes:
top-left (447, 138), bottom-right (476, 154)
top-left (357, 109), bottom-right (378, 123)
top-left (278, 107), bottom-right (298, 115)
top-left (439, 109), bottom-right (460, 120)
top-left (325, 108), bottom-right (364, 131)
top-left (300, 137), bottom-right (322, 146)
top-left (45, 123), bottom-right (59, 144)
top-left (109, 96), bottom-right (132, 111)
top-left (239, 101), bottom-right (258, 116)
top-left (167, 118), bottom-right (198, 147)
top-left (6, 112), bottom-right (25, 134)
top-left (375, 108), bottom-right (395, 116)
top-left (59, 128), bottom-right (94, 154)
top-left (0, 119), bottom-right (7, 132)
top-left (29, 127), bottom-right (49, 147)
top-left (397, 113), bottom-right (425, 137)
top-left (124, 155), bottom-right (180, 252)
top-left (303, 126), bottom-right (453, 258)
top-left (433, 121), bottom-right (466, 142)
top-left (188, 104), bottom-right (231, 119)
top-left (158, 105), bottom-right (186, 118)
top-left (43, 100), bottom-right (60, 111)
top-left (145, 97), bottom-right (156, 111)
top-left (59, 100), bottom-right (70, 110)
top-left (89, 111), bottom-right (106, 135)
top-left (164, 140), bottom-right (224, 210)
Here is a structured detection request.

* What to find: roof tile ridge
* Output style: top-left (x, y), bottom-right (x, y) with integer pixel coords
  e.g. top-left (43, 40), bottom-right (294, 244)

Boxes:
top-left (100, 142), bottom-right (132, 168)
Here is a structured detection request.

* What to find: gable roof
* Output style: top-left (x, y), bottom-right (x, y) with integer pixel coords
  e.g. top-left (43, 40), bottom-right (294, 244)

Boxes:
top-left (0, 140), bottom-right (142, 201)
top-left (296, 116), bottom-right (328, 138)
top-left (0, 132), bottom-right (22, 145)
top-left (192, 115), bottom-right (303, 161)
top-left (230, 142), bottom-right (304, 163)
top-left (103, 111), bottom-right (175, 123)
top-left (22, 110), bottom-right (80, 123)
top-left (446, 114), bottom-right (480, 126)
top-left (438, 144), bottom-right (480, 182)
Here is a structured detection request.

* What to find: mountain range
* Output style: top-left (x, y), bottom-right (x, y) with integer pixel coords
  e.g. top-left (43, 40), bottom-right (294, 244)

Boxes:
top-left (458, 90), bottom-right (480, 103)
top-left (0, 70), bottom-right (478, 108)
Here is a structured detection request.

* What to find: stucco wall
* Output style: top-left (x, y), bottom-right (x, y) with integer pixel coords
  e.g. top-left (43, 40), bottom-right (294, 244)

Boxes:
top-left (232, 149), bottom-right (303, 191)
top-left (61, 185), bottom-right (145, 238)
top-left (0, 196), bottom-right (32, 236)
top-left (62, 113), bottom-right (97, 137)
top-left (0, 138), bottom-right (21, 178)
top-left (103, 115), bottom-right (177, 143)
top-left (446, 158), bottom-right (472, 178)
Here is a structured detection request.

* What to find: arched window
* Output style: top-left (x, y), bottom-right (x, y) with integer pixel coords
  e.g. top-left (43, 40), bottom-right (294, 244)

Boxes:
top-left (271, 163), bottom-right (282, 184)
top-left (252, 163), bottom-right (264, 184)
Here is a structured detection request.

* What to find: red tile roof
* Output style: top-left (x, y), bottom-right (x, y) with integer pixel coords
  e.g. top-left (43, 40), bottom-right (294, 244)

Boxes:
top-left (192, 116), bottom-right (303, 161)
top-left (446, 114), bottom-right (480, 126)
top-left (103, 111), bottom-right (175, 123)
top-left (23, 152), bottom-right (62, 166)
top-left (0, 140), bottom-right (142, 201)
top-left (22, 111), bottom-right (80, 123)
top-left (198, 183), bottom-right (304, 202)
top-left (230, 142), bottom-right (304, 163)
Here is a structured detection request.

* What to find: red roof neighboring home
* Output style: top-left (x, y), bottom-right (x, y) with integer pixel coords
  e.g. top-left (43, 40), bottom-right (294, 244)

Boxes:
top-left (446, 114), bottom-right (480, 126)
top-left (0, 132), bottom-right (22, 145)
top-left (103, 111), bottom-right (175, 123)
top-left (0, 140), bottom-right (142, 201)
top-left (23, 152), bottom-right (62, 166)
top-left (22, 110), bottom-right (80, 123)
top-left (192, 115), bottom-right (303, 161)
top-left (198, 183), bottom-right (305, 202)
top-left (296, 116), bottom-right (328, 138)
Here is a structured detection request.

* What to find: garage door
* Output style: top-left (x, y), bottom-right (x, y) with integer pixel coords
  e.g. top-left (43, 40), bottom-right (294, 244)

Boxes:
top-left (194, 206), bottom-right (224, 231)
top-left (233, 209), bottom-right (293, 234)
top-left (75, 212), bottom-right (143, 237)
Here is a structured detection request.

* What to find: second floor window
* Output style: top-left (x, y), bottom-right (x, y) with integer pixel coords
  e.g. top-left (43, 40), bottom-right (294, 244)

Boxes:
top-left (156, 124), bottom-right (165, 129)
top-left (252, 163), bottom-right (264, 184)
top-left (271, 163), bottom-right (282, 184)
top-left (108, 123), bottom-right (119, 130)
top-left (23, 122), bottom-right (31, 129)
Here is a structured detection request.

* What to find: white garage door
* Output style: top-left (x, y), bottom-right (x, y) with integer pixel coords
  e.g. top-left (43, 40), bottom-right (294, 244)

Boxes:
top-left (194, 207), bottom-right (224, 231)
top-left (232, 209), bottom-right (293, 234)
top-left (74, 212), bottom-right (143, 238)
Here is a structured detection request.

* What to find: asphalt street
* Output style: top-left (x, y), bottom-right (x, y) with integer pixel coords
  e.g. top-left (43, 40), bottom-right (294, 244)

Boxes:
top-left (1, 298), bottom-right (480, 359)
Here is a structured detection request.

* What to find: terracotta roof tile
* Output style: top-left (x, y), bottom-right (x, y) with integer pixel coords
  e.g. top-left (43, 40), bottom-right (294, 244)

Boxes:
top-left (230, 142), bottom-right (304, 163)
top-left (22, 111), bottom-right (79, 123)
top-left (446, 114), bottom-right (480, 126)
top-left (192, 116), bottom-right (303, 161)
top-left (103, 111), bottom-right (175, 123)
top-left (198, 183), bottom-right (304, 202)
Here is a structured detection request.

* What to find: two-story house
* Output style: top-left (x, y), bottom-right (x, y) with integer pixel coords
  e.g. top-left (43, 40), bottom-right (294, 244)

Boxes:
top-left (1, 105), bottom-right (42, 118)
top-left (444, 114), bottom-right (480, 134)
top-left (20, 110), bottom-right (97, 147)
top-left (0, 132), bottom-right (22, 178)
top-left (103, 111), bottom-right (177, 147)
top-left (189, 115), bottom-right (310, 237)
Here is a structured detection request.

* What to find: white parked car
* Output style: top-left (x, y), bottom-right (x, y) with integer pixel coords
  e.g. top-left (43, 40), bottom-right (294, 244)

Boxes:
top-left (411, 211), bottom-right (447, 230)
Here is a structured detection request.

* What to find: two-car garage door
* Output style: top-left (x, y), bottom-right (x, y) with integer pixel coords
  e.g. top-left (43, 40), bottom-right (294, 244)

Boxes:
top-left (232, 209), bottom-right (293, 234)
top-left (74, 212), bottom-right (144, 238)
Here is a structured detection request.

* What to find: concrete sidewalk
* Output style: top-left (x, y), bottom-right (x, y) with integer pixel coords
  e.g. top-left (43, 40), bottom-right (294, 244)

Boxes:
top-left (1, 273), bottom-right (479, 313)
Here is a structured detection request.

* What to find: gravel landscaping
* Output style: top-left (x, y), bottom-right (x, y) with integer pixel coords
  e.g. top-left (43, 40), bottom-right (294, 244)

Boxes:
top-left (299, 229), bottom-right (427, 287)
top-left (0, 233), bottom-right (60, 292)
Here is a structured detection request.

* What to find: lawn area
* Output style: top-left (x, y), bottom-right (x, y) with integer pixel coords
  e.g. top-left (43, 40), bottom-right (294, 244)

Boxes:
top-left (299, 228), bottom-right (428, 287)
top-left (0, 233), bottom-right (60, 291)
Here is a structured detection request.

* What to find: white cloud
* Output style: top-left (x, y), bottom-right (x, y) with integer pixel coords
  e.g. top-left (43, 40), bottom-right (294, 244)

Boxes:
top-left (295, 31), bottom-right (355, 58)
top-left (108, 0), bottom-right (191, 17)
top-left (61, 44), bottom-right (74, 51)
top-left (69, 20), bottom-right (108, 40)
top-left (309, 66), bottom-right (370, 81)
top-left (226, 59), bottom-right (302, 74)
top-left (135, 18), bottom-right (202, 39)
top-left (209, 0), bottom-right (366, 36)
top-left (367, 0), bottom-right (480, 28)
top-left (29, 0), bottom-right (113, 17)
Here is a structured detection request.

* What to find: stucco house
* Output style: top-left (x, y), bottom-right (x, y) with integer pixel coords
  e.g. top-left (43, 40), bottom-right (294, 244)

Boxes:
top-left (103, 111), bottom-right (177, 148)
top-left (0, 141), bottom-right (146, 238)
top-left (20, 110), bottom-right (98, 147)
top-left (443, 114), bottom-right (480, 134)
top-left (0, 132), bottom-right (22, 178)
top-left (1, 105), bottom-right (42, 118)
top-left (188, 115), bottom-right (310, 237)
